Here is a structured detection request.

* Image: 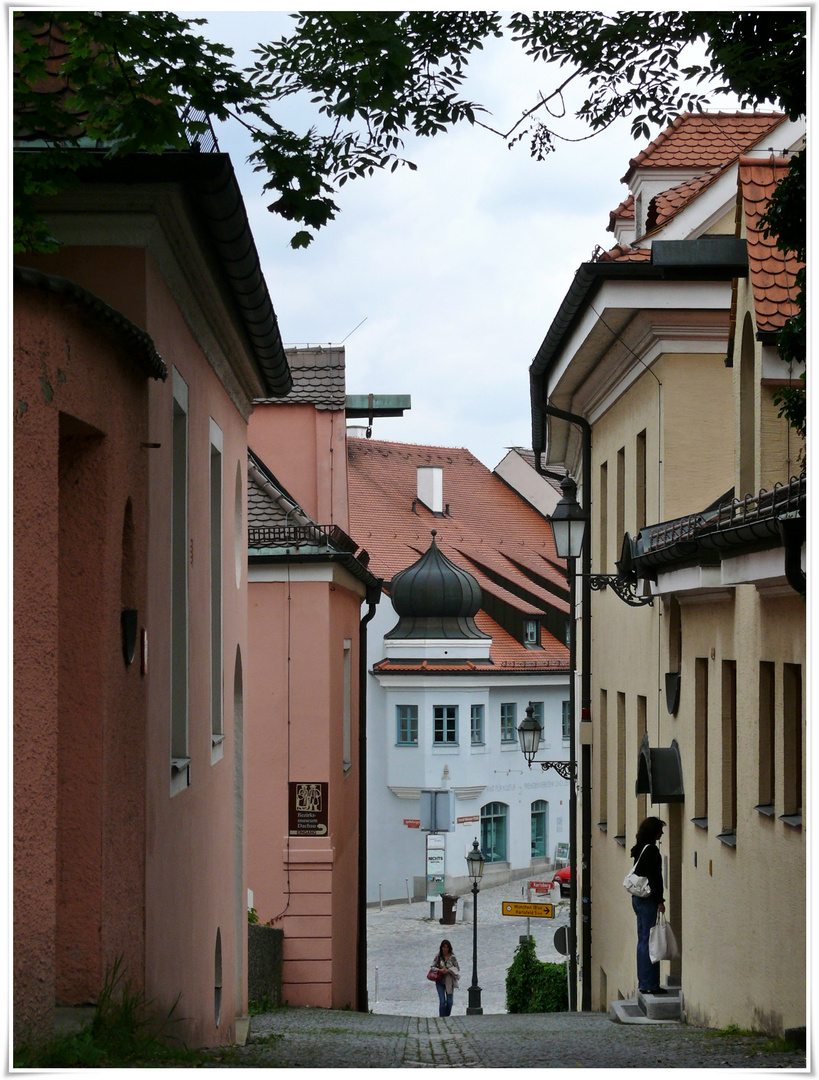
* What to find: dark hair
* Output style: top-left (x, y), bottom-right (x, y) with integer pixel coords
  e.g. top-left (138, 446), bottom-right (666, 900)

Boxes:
top-left (439, 939), bottom-right (453, 955)
top-left (634, 816), bottom-right (666, 849)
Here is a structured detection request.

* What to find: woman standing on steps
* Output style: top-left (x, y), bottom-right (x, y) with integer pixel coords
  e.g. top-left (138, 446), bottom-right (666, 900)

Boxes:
top-left (430, 939), bottom-right (460, 1016)
top-left (630, 816), bottom-right (667, 995)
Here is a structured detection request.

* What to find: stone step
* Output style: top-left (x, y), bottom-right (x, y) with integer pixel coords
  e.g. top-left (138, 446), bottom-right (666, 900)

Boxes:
top-left (609, 986), bottom-right (683, 1025)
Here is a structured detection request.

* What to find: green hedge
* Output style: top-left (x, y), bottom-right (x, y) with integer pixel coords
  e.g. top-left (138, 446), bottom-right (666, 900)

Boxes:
top-left (505, 937), bottom-right (569, 1013)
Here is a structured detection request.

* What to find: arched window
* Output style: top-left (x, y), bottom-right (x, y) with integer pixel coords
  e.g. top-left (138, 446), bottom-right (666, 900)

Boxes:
top-left (531, 800), bottom-right (548, 859)
top-left (480, 802), bottom-right (508, 863)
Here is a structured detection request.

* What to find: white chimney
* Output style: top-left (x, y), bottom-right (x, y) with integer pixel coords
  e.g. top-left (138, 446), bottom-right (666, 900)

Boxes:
top-left (417, 466), bottom-right (443, 514)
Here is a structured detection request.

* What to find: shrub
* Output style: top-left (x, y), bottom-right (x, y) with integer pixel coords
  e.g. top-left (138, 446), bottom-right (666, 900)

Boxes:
top-left (506, 937), bottom-right (569, 1013)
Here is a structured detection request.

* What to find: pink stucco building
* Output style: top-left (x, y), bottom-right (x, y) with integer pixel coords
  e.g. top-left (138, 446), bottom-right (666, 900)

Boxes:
top-left (245, 349), bottom-right (381, 1009)
top-left (14, 149), bottom-right (294, 1048)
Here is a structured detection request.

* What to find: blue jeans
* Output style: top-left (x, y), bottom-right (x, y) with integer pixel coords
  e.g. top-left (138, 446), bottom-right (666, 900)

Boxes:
top-left (632, 896), bottom-right (661, 992)
top-left (436, 979), bottom-right (453, 1016)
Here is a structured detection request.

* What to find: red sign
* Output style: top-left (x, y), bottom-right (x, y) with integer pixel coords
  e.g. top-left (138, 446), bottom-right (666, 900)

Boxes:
top-left (457, 815), bottom-right (480, 824)
top-left (529, 880), bottom-right (554, 893)
top-left (404, 818), bottom-right (420, 828)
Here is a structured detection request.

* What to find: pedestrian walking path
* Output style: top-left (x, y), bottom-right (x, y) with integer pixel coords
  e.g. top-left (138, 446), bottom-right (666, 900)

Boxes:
top-left (220, 876), bottom-right (805, 1069)
top-left (236, 1009), bottom-right (805, 1069)
top-left (367, 877), bottom-right (568, 1016)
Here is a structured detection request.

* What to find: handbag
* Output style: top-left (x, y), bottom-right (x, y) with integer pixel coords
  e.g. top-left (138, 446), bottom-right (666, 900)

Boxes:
top-left (648, 911), bottom-right (680, 963)
top-left (427, 967), bottom-right (443, 982)
top-left (623, 845), bottom-right (652, 897)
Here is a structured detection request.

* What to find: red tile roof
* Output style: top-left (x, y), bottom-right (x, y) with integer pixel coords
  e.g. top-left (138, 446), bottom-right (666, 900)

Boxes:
top-left (374, 611), bottom-right (568, 672)
top-left (347, 438), bottom-right (569, 670)
top-left (737, 155), bottom-right (803, 334)
top-left (594, 244), bottom-right (652, 264)
top-left (607, 194), bottom-right (635, 232)
top-left (622, 112), bottom-right (785, 178)
top-left (644, 167), bottom-right (723, 233)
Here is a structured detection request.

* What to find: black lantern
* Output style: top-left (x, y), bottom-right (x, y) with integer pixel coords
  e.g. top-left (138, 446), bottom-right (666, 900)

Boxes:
top-left (517, 703), bottom-right (543, 766)
top-left (550, 475), bottom-right (587, 560)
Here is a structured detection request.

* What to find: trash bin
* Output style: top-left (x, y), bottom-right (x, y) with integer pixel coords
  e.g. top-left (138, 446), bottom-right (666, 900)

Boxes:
top-left (440, 894), bottom-right (458, 925)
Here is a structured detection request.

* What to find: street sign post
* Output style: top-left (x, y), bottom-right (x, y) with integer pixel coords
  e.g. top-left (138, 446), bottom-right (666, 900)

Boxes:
top-left (501, 901), bottom-right (554, 919)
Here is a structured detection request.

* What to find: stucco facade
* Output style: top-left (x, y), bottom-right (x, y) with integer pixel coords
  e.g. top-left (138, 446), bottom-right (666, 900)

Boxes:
top-left (14, 152), bottom-right (291, 1048)
top-left (244, 358), bottom-right (380, 1010)
top-left (530, 113), bottom-right (805, 1034)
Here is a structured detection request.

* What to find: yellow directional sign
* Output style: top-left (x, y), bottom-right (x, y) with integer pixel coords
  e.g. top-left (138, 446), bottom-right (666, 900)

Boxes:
top-left (502, 901), bottom-right (554, 919)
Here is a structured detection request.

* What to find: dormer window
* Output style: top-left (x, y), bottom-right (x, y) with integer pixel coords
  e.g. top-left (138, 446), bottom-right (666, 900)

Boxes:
top-left (524, 619), bottom-right (540, 647)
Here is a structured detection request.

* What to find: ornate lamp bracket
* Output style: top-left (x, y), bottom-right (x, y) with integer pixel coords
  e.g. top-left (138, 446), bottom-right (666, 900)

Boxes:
top-left (587, 574), bottom-right (654, 607)
top-left (536, 760), bottom-right (577, 780)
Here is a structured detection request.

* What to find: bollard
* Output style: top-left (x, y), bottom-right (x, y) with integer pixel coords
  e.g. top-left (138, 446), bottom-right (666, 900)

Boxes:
top-left (379, 883), bottom-right (383, 912)
top-left (375, 965), bottom-right (379, 1003)
top-left (462, 897), bottom-right (473, 923)
top-left (406, 878), bottom-right (412, 905)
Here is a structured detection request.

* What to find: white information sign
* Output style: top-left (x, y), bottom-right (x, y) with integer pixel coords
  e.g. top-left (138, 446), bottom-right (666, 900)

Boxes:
top-left (426, 833), bottom-right (446, 902)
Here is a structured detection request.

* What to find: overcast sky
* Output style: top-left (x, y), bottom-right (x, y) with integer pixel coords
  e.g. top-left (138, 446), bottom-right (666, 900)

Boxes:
top-left (192, 10), bottom-right (717, 469)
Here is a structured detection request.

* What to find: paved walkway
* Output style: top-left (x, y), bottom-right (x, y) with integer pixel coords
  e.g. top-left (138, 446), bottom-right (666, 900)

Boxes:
top-left (232, 1009), bottom-right (804, 1069)
top-left (222, 879), bottom-right (805, 1069)
top-left (367, 877), bottom-right (569, 1016)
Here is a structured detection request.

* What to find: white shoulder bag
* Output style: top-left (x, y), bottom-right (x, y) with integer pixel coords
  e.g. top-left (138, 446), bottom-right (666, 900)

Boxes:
top-left (623, 845), bottom-right (652, 897)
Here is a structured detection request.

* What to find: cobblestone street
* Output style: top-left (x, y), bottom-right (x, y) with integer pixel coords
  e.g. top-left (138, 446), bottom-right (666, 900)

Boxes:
top-left (215, 878), bottom-right (807, 1070)
top-left (218, 1008), bottom-right (806, 1069)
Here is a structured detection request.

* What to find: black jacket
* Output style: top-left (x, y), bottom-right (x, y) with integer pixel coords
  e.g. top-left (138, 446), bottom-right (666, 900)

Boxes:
top-left (630, 841), bottom-right (664, 905)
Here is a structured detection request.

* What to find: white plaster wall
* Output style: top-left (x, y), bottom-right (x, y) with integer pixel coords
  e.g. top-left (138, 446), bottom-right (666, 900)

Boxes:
top-left (365, 600), bottom-right (571, 902)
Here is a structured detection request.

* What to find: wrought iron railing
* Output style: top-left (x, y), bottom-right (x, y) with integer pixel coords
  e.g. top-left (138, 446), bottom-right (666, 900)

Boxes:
top-left (714, 472), bottom-right (805, 530)
top-left (645, 472), bottom-right (805, 552)
top-left (248, 522), bottom-right (359, 553)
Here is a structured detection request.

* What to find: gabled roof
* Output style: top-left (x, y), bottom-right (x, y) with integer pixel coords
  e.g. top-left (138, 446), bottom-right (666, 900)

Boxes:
top-left (621, 111), bottom-right (785, 179)
top-left (257, 346), bottom-right (346, 409)
top-left (644, 167), bottom-right (723, 233)
top-left (347, 438), bottom-right (569, 670)
top-left (608, 194), bottom-right (634, 230)
top-left (737, 155), bottom-right (802, 335)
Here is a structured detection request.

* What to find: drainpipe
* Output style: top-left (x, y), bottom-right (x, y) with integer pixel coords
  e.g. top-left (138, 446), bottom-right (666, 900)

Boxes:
top-left (777, 513), bottom-right (806, 598)
top-left (533, 395), bottom-right (593, 1013)
top-left (357, 581), bottom-right (382, 1012)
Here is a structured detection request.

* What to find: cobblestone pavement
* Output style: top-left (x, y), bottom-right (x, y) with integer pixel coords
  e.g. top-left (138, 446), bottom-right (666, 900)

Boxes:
top-left (211, 877), bottom-right (805, 1069)
top-left (218, 1008), bottom-right (806, 1069)
top-left (367, 877), bottom-right (570, 1016)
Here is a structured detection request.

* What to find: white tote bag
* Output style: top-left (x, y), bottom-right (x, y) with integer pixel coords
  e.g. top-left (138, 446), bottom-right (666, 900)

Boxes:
top-left (623, 845), bottom-right (652, 897)
top-left (649, 911), bottom-right (680, 962)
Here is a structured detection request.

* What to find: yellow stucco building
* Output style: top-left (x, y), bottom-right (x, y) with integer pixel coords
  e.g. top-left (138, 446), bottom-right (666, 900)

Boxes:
top-left (530, 112), bottom-right (805, 1035)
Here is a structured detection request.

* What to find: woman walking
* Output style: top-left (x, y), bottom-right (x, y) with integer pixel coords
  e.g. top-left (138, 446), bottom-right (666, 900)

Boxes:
top-left (430, 939), bottom-right (460, 1016)
top-left (630, 817), bottom-right (667, 995)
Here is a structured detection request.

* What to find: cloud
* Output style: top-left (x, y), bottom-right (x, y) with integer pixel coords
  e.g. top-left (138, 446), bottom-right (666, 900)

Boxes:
top-left (197, 12), bottom-right (669, 467)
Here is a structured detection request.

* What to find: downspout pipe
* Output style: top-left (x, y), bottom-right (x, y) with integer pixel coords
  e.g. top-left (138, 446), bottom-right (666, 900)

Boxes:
top-left (357, 581), bottom-right (383, 1012)
top-left (532, 393), bottom-right (593, 1013)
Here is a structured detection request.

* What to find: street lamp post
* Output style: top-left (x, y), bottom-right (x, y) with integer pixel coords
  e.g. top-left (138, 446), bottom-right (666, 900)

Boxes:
top-left (518, 474), bottom-right (586, 1012)
top-left (465, 839), bottom-right (485, 1015)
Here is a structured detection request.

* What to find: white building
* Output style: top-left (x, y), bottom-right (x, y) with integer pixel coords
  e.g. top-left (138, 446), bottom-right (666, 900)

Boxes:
top-left (347, 438), bottom-right (572, 904)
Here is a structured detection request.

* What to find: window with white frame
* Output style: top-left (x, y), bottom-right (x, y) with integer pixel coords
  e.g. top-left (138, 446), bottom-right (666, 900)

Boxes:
top-left (500, 702), bottom-right (517, 743)
top-left (170, 369), bottom-right (189, 788)
top-left (396, 705), bottom-right (418, 745)
top-left (433, 705), bottom-right (458, 745)
top-left (470, 704), bottom-right (485, 745)
top-left (524, 619), bottom-right (539, 646)
top-left (210, 420), bottom-right (224, 754)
